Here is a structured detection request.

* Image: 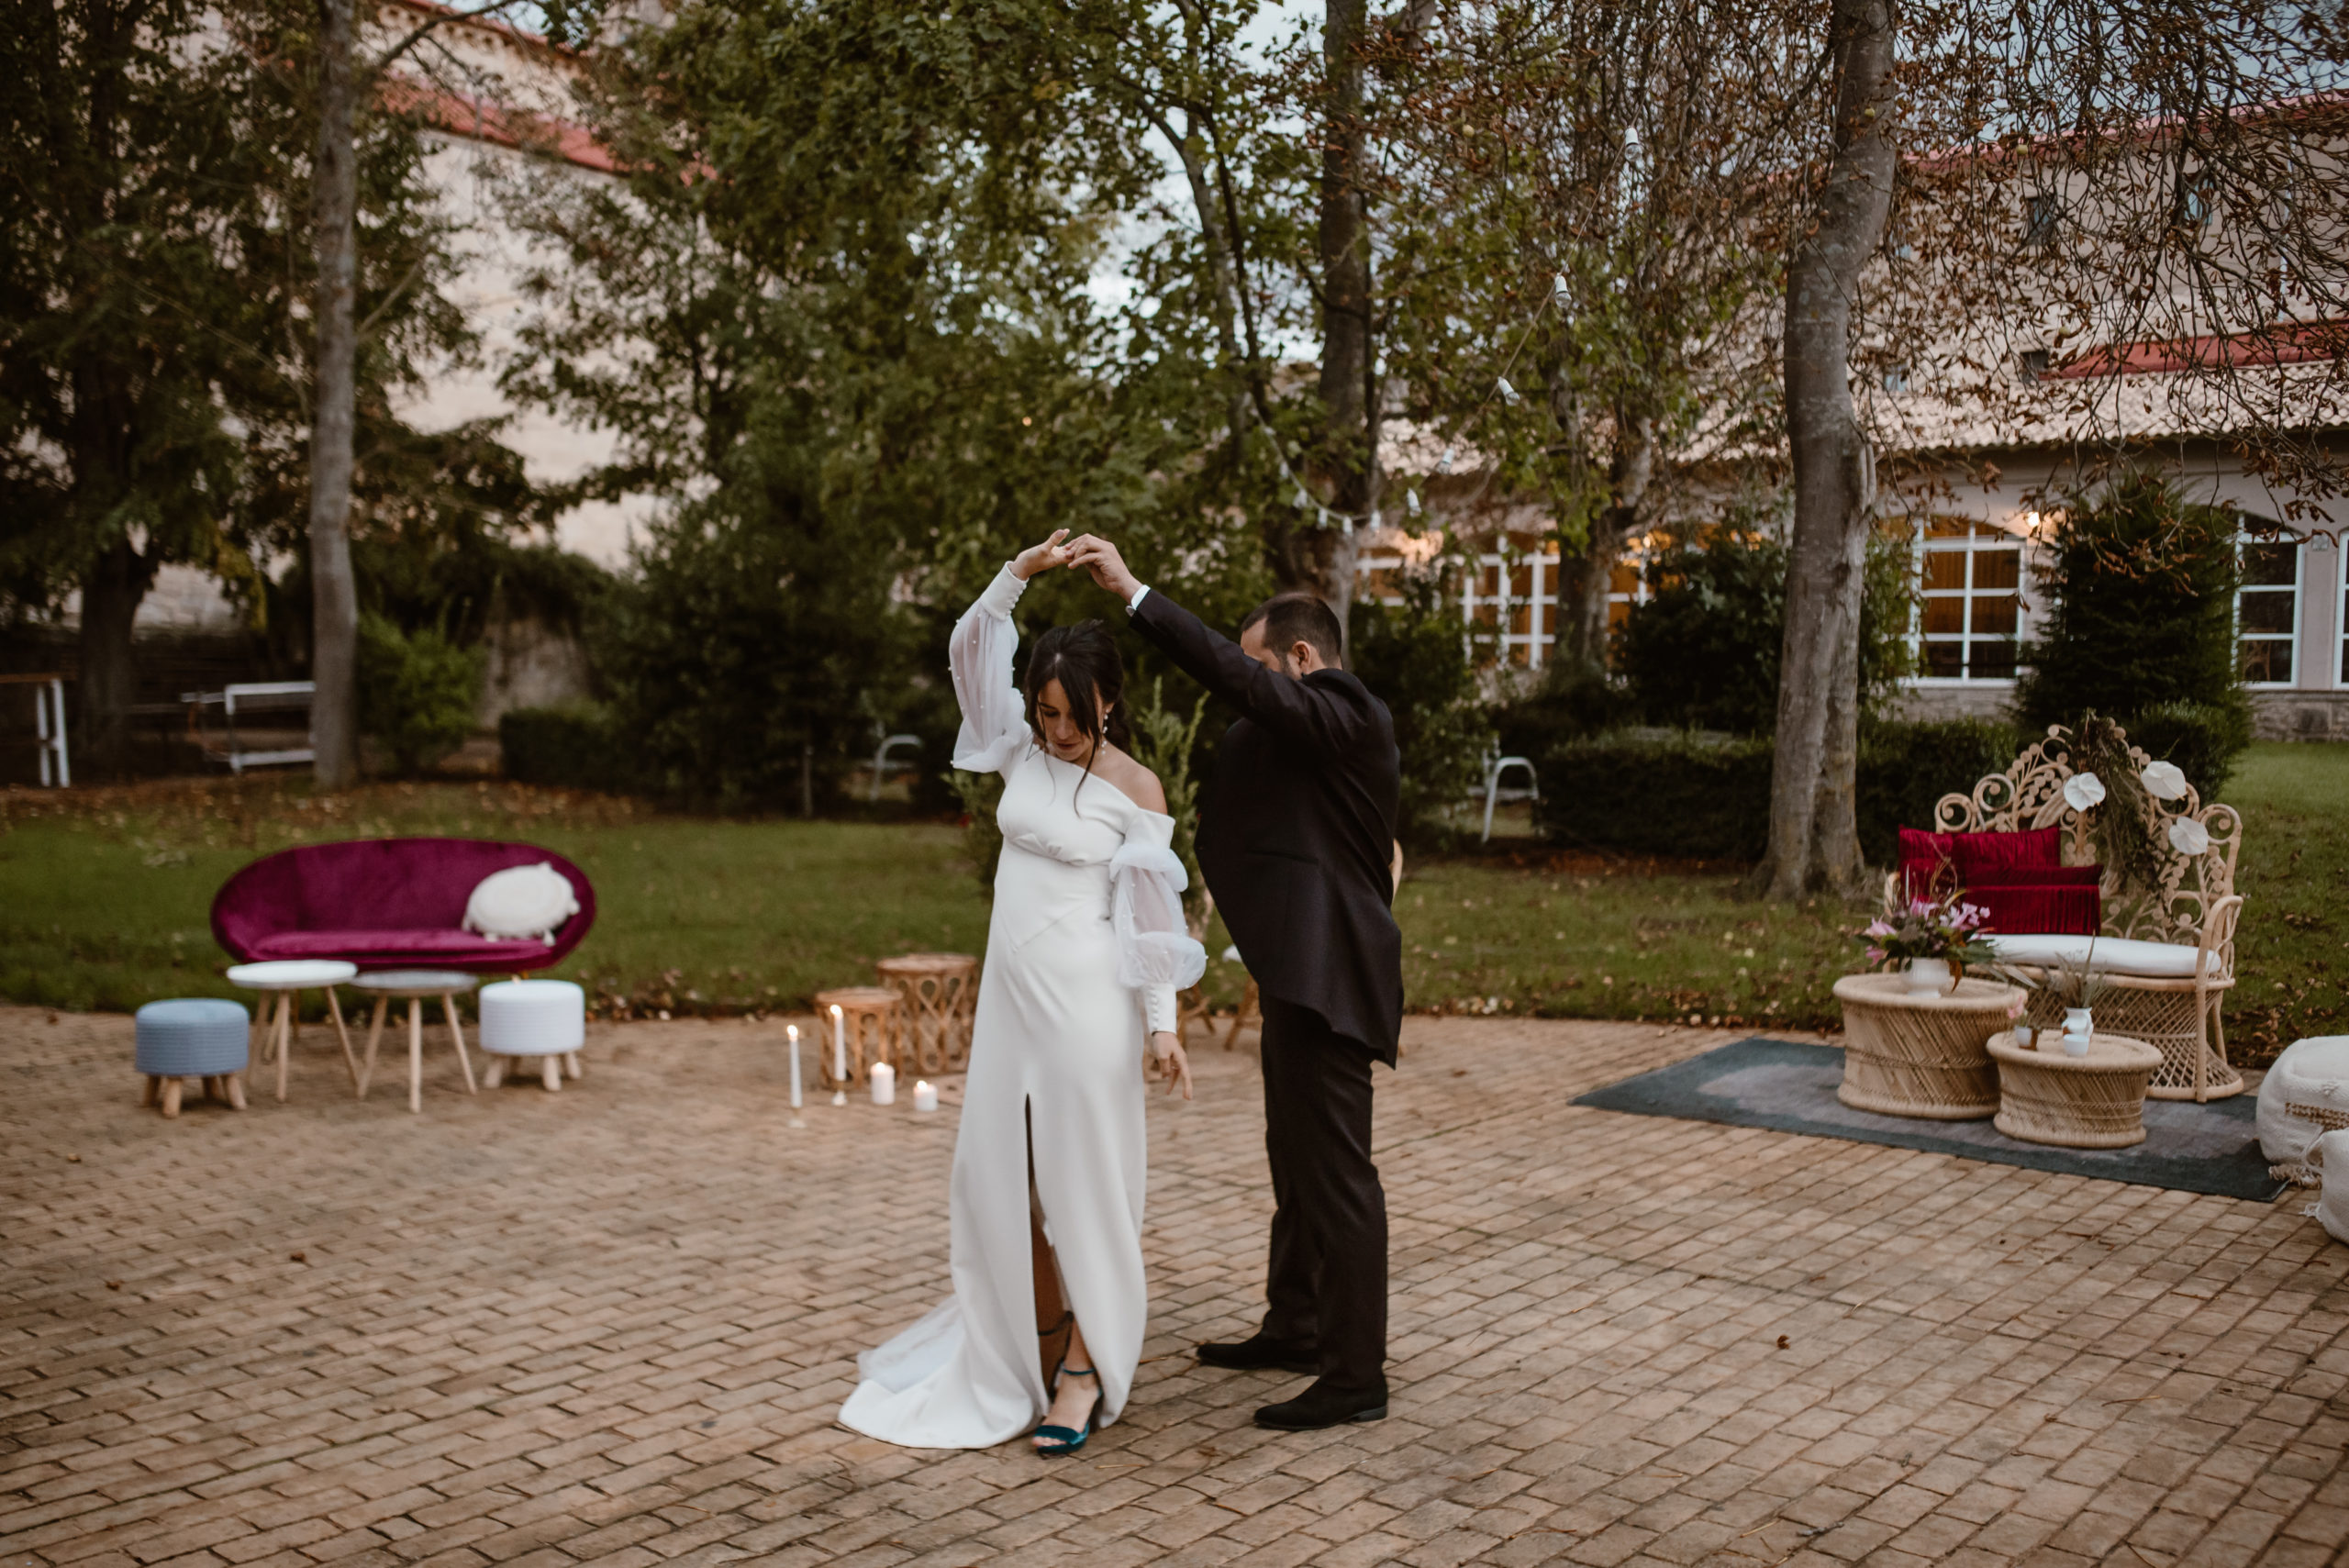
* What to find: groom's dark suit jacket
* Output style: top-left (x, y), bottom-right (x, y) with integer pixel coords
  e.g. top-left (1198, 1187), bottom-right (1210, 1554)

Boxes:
top-left (1131, 591), bottom-right (1403, 1064)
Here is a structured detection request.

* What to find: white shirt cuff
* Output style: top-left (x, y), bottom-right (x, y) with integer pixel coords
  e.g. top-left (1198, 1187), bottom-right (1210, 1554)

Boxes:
top-left (1127, 584), bottom-right (1151, 614)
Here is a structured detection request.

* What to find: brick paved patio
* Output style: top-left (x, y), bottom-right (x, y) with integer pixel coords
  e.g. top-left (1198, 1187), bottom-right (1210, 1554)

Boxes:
top-left (5, 1004), bottom-right (2345, 1568)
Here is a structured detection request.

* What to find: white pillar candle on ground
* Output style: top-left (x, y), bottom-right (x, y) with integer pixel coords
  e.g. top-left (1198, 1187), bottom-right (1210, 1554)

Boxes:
top-left (829, 1003), bottom-right (848, 1106)
top-left (870, 1061), bottom-right (896, 1106)
top-left (912, 1079), bottom-right (938, 1113)
top-left (786, 1024), bottom-right (804, 1119)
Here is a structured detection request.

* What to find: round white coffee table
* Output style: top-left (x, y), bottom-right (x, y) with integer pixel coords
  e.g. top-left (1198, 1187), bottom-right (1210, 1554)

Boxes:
top-left (351, 971), bottom-right (481, 1114)
top-left (225, 960), bottom-right (359, 1102)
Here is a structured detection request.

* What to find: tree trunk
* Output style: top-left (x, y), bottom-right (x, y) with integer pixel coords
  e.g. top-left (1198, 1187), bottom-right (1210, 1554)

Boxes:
top-left (74, 537), bottom-right (154, 779)
top-left (1553, 415), bottom-right (1655, 674)
top-left (1753, 0), bottom-right (1897, 901)
top-left (308, 0), bottom-right (362, 788)
top-left (1275, 0), bottom-right (1373, 639)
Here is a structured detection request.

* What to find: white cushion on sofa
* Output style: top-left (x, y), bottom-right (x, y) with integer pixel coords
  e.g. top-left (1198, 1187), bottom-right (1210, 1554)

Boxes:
top-left (1983, 932), bottom-right (2217, 979)
top-left (462, 862), bottom-right (579, 945)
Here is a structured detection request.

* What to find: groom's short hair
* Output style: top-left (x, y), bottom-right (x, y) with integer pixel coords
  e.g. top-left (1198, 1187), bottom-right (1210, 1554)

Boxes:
top-left (1241, 593), bottom-right (1345, 670)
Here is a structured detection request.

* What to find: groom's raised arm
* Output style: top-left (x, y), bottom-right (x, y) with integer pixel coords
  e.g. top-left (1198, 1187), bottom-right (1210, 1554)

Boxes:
top-left (1130, 587), bottom-right (1377, 757)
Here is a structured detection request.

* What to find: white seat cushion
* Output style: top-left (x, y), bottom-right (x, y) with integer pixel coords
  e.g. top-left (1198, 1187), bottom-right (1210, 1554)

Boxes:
top-left (462, 863), bottom-right (579, 945)
top-left (1984, 932), bottom-right (2217, 979)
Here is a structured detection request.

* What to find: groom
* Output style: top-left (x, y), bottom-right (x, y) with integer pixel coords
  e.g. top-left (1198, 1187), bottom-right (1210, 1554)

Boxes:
top-left (1064, 534), bottom-right (1402, 1430)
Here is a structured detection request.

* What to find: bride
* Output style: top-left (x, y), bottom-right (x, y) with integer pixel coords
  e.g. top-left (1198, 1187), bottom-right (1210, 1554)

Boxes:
top-left (840, 529), bottom-right (1207, 1455)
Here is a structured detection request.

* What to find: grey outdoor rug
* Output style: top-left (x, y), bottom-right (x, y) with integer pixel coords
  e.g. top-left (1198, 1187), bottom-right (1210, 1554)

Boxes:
top-left (1575, 1037), bottom-right (2280, 1201)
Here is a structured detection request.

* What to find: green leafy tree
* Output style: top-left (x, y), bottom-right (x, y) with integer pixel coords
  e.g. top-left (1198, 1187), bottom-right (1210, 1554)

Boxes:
top-left (355, 612), bottom-right (484, 774)
top-left (503, 0), bottom-right (1263, 806)
top-left (0, 0), bottom-right (502, 776)
top-left (2017, 473), bottom-right (2253, 793)
top-left (1619, 528), bottom-right (1914, 736)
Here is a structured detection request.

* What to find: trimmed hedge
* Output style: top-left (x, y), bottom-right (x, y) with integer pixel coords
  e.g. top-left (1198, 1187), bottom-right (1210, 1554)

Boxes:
top-left (499, 705), bottom-right (635, 794)
top-left (1532, 732), bottom-right (1776, 860)
top-left (1532, 718), bottom-right (2021, 864)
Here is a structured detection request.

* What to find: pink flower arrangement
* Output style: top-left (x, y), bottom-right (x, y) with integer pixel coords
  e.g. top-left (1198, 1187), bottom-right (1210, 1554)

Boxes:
top-left (1858, 892), bottom-right (1997, 973)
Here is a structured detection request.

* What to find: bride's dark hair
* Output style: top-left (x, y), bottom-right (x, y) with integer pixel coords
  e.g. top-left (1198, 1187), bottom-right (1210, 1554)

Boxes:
top-left (1025, 620), bottom-right (1130, 785)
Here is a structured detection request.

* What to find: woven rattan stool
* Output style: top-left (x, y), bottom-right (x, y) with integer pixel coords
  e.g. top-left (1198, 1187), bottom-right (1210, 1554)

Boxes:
top-left (1988, 1029), bottom-right (2162, 1149)
top-left (814, 986), bottom-right (901, 1088)
top-left (1833, 973), bottom-right (2024, 1120)
top-left (874, 953), bottom-right (977, 1074)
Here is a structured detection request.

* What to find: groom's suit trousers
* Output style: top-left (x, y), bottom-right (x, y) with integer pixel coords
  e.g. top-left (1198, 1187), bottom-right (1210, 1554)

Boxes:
top-left (1257, 994), bottom-right (1387, 1391)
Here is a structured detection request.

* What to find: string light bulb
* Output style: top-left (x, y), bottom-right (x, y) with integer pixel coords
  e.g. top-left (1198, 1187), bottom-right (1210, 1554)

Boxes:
top-left (1497, 377), bottom-right (1522, 406)
top-left (1407, 488), bottom-right (1421, 517)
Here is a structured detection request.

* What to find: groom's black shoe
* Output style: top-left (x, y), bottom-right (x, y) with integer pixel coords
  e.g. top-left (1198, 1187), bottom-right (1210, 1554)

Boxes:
top-left (1254, 1378), bottom-right (1388, 1430)
top-left (1196, 1334), bottom-right (1319, 1375)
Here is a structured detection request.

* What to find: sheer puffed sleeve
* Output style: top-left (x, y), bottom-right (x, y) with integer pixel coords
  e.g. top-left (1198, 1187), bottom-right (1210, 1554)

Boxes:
top-left (950, 563), bottom-right (1031, 774)
top-left (1111, 813), bottom-right (1208, 1036)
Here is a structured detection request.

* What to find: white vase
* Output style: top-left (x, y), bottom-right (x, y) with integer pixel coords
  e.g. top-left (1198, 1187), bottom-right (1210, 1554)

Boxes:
top-left (2063, 1007), bottom-right (2093, 1058)
top-left (1903, 958), bottom-right (1953, 995)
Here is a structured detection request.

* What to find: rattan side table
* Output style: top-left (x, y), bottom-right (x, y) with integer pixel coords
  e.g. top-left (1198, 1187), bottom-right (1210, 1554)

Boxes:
top-left (874, 953), bottom-right (977, 1074)
top-left (1833, 972), bottom-right (2025, 1121)
top-left (813, 986), bottom-right (901, 1088)
top-left (1988, 1029), bottom-right (2163, 1149)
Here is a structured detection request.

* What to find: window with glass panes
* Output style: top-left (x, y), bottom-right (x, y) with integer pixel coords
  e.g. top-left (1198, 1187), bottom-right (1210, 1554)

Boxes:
top-left (1913, 518), bottom-right (2023, 680)
top-left (2236, 528), bottom-right (2300, 686)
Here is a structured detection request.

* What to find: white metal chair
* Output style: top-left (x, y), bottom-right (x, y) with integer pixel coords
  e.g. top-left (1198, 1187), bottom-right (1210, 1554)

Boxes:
top-left (869, 732), bottom-right (922, 801)
top-left (1480, 753), bottom-right (1539, 843)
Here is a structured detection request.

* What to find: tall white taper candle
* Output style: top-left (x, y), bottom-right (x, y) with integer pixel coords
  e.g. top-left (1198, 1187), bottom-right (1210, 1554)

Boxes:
top-left (786, 1023), bottom-right (804, 1124)
top-left (830, 1003), bottom-right (848, 1106)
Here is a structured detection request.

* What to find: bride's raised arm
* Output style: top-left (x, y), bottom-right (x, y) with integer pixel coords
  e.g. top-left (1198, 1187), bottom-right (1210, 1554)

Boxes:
top-left (1110, 815), bottom-right (1208, 1036)
top-left (949, 530), bottom-right (1070, 773)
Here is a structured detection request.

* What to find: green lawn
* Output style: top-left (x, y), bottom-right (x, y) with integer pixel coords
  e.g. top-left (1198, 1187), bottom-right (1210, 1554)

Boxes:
top-left (4, 741), bottom-right (2339, 1062)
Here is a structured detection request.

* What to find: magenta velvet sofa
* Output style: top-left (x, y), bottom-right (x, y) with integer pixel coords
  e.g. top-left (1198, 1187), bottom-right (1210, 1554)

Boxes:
top-left (211, 838), bottom-right (596, 973)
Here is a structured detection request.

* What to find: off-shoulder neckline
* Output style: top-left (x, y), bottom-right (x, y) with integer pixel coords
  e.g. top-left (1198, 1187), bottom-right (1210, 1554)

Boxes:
top-left (1035, 749), bottom-right (1173, 820)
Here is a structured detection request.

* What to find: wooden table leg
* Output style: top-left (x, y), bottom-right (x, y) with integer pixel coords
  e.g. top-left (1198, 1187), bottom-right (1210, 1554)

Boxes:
top-left (540, 1054), bottom-right (562, 1091)
top-left (225, 1073), bottom-right (247, 1110)
top-left (407, 998), bottom-right (425, 1114)
top-left (274, 993), bottom-right (292, 1102)
top-left (325, 988), bottom-right (360, 1092)
top-left (442, 995), bottom-right (478, 1094)
top-left (564, 1051), bottom-right (582, 1080)
top-left (484, 1054), bottom-right (507, 1089)
top-left (161, 1078), bottom-right (184, 1118)
top-left (359, 997), bottom-right (388, 1098)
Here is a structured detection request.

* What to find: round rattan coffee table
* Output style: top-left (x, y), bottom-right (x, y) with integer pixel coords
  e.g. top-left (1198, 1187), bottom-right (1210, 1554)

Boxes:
top-left (1833, 972), bottom-right (2025, 1121)
top-left (1988, 1029), bottom-right (2163, 1149)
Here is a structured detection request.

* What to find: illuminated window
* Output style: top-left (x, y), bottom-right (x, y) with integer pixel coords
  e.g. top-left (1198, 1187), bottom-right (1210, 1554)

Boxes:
top-left (1911, 518), bottom-right (2023, 681)
top-left (2237, 528), bottom-right (2300, 687)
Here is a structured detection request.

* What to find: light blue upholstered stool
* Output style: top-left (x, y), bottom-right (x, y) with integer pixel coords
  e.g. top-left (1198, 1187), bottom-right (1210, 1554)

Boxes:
top-left (135, 998), bottom-right (252, 1117)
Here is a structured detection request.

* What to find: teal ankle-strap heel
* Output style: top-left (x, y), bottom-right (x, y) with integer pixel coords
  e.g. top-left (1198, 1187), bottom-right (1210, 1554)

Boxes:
top-left (1032, 1363), bottom-right (1100, 1457)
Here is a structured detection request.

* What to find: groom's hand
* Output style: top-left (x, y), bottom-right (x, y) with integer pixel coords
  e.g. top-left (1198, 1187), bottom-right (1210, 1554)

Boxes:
top-left (1064, 535), bottom-right (1142, 603)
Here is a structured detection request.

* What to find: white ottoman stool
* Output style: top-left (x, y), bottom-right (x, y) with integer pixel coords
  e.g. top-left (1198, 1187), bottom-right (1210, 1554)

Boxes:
top-left (479, 979), bottom-right (584, 1092)
top-left (2316, 1129), bottom-right (2349, 1245)
top-left (2256, 1035), bottom-right (2349, 1185)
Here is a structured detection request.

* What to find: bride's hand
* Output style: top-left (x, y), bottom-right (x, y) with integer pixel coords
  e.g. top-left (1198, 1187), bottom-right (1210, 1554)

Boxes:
top-left (1150, 1031), bottom-right (1193, 1101)
top-left (1011, 528), bottom-right (1073, 581)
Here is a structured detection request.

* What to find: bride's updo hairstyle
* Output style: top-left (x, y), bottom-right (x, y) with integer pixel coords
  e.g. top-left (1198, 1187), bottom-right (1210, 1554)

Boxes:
top-left (1025, 619), bottom-right (1131, 783)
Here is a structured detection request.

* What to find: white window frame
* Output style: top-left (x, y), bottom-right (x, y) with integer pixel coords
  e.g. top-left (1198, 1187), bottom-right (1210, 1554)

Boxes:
top-left (1354, 539), bottom-right (1650, 670)
top-left (1908, 519), bottom-right (2027, 684)
top-left (2235, 528), bottom-right (2302, 690)
top-left (2339, 541), bottom-right (2349, 689)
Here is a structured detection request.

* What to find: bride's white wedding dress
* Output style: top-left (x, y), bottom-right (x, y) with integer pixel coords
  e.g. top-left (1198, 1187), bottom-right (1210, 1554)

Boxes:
top-left (839, 564), bottom-right (1206, 1449)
